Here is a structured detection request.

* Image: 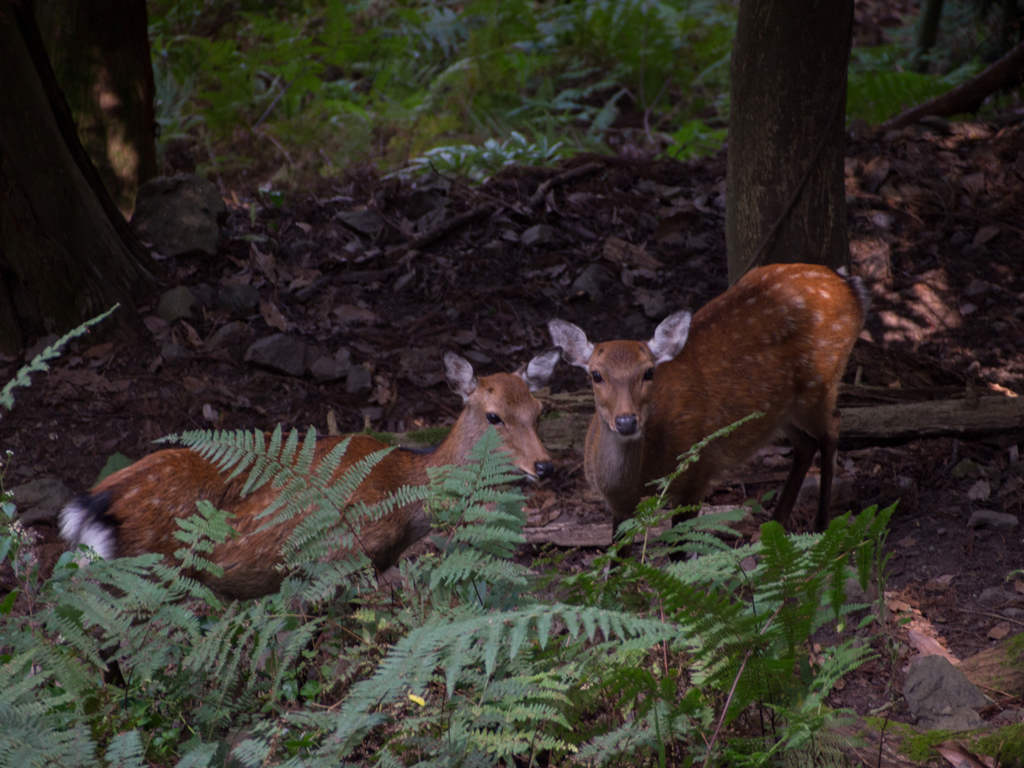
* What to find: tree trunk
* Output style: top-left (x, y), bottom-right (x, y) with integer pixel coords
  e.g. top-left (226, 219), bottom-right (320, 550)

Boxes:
top-left (34, 0), bottom-right (157, 217)
top-left (725, 0), bottom-right (854, 283)
top-left (0, 0), bottom-right (158, 354)
top-left (911, 0), bottom-right (945, 72)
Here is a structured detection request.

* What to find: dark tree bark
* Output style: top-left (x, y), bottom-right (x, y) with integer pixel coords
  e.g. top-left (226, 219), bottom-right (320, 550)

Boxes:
top-left (911, 0), bottom-right (945, 72)
top-left (34, 0), bottom-right (157, 217)
top-left (725, 0), bottom-right (854, 283)
top-left (0, 0), bottom-right (158, 354)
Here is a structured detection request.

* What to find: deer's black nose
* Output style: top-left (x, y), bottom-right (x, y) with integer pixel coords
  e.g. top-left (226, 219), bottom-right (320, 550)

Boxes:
top-left (535, 460), bottom-right (554, 480)
top-left (614, 415), bottom-right (638, 435)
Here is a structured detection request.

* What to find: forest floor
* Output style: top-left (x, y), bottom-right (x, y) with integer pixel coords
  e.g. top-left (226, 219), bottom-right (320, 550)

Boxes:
top-left (5, 3), bottom-right (1024, 742)
top-left (5, 114), bottom-right (1024, 736)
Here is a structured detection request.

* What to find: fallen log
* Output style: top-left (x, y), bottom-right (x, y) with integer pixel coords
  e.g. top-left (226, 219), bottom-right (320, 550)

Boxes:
top-left (839, 395), bottom-right (1024, 449)
top-left (536, 392), bottom-right (1024, 452)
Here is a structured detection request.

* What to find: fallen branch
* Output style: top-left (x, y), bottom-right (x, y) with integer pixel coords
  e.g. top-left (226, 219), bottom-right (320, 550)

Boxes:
top-left (527, 161), bottom-right (603, 209)
top-left (405, 203), bottom-right (496, 251)
top-left (881, 39), bottom-right (1024, 131)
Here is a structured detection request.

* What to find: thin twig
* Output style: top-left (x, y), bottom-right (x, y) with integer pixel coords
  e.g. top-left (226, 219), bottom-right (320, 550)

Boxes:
top-left (527, 162), bottom-right (604, 209)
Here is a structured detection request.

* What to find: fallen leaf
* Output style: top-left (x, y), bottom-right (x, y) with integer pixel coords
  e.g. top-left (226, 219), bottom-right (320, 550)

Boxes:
top-left (935, 740), bottom-right (996, 767)
top-left (202, 404), bottom-right (219, 423)
top-left (295, 222), bottom-right (312, 234)
top-left (83, 342), bottom-right (114, 359)
top-left (897, 536), bottom-right (916, 547)
top-left (333, 305), bottom-right (377, 324)
top-left (967, 479), bottom-right (991, 501)
top-left (602, 236), bottom-right (663, 270)
top-left (260, 300), bottom-right (288, 332)
top-left (326, 410), bottom-right (341, 437)
top-left (988, 622), bottom-right (1011, 641)
top-left (251, 242), bottom-right (276, 277)
top-left (181, 321), bottom-right (204, 348)
top-left (908, 629), bottom-right (960, 664)
top-left (973, 225), bottom-right (1000, 247)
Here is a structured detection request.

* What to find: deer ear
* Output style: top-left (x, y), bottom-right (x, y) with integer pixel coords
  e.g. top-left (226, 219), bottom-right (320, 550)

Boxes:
top-left (516, 347), bottom-right (561, 392)
top-left (548, 319), bottom-right (594, 369)
top-left (443, 352), bottom-right (477, 401)
top-left (647, 311), bottom-right (691, 364)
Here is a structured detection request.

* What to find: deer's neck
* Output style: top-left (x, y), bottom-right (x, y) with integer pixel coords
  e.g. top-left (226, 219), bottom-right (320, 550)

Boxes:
top-left (588, 415), bottom-right (646, 517)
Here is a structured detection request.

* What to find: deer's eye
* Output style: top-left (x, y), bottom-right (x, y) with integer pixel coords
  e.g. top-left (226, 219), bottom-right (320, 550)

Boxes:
top-left (643, 368), bottom-right (655, 381)
top-left (591, 371), bottom-right (603, 384)
top-left (486, 413), bottom-right (503, 426)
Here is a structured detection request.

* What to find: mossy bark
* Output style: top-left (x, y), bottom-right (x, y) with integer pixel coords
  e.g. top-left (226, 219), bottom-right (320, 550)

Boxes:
top-left (725, 0), bottom-right (854, 283)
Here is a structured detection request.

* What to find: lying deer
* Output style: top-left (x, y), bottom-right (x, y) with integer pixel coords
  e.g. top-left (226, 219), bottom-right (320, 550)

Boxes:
top-left (549, 263), bottom-right (869, 536)
top-left (60, 350), bottom-right (560, 599)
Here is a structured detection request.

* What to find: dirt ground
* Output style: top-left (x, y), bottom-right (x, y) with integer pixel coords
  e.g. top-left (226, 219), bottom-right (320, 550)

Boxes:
top-left (4, 2), bottom-right (1024, 737)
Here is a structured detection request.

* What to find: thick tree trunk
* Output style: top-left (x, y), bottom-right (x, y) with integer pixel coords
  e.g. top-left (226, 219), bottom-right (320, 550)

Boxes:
top-left (725, 0), bottom-right (854, 283)
top-left (34, 0), bottom-right (157, 217)
top-left (0, 0), bottom-right (158, 354)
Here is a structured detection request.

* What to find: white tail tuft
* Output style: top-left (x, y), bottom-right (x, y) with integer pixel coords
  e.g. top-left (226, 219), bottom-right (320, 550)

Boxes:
top-left (59, 498), bottom-right (116, 560)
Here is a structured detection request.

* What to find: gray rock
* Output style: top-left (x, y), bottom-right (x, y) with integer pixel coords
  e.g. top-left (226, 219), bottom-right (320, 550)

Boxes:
top-left (346, 364), bottom-right (373, 396)
top-left (967, 509), bottom-right (1019, 531)
top-left (303, 344), bottom-right (321, 372)
top-left (207, 321), bottom-right (246, 350)
top-left (310, 356), bottom-right (348, 383)
top-left (219, 283), bottom-right (260, 316)
top-left (521, 224), bottom-right (555, 247)
top-left (950, 459), bottom-right (981, 480)
top-left (334, 347), bottom-right (352, 373)
top-left (11, 478), bottom-right (72, 523)
top-left (979, 587), bottom-right (1019, 606)
top-left (904, 654), bottom-right (991, 731)
top-left (157, 286), bottom-right (198, 322)
top-left (131, 173), bottom-right (225, 256)
top-left (336, 209), bottom-right (383, 236)
top-left (244, 334), bottom-right (307, 377)
top-left (570, 263), bottom-right (612, 301)
top-left (160, 342), bottom-right (193, 363)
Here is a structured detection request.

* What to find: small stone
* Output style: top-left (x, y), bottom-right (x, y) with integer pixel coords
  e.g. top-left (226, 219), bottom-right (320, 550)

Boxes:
top-left (963, 278), bottom-right (991, 299)
top-left (310, 356), bottom-right (347, 382)
top-left (244, 334), bottom-right (306, 377)
top-left (950, 459), bottom-right (980, 480)
top-left (157, 286), bottom-right (198, 322)
top-left (967, 509), bottom-right (1019, 531)
top-left (482, 240), bottom-right (506, 259)
top-left (361, 406), bottom-right (384, 421)
top-left (334, 347), bottom-right (352, 373)
top-left (11, 478), bottom-right (72, 523)
top-left (219, 283), bottom-right (260, 316)
top-left (303, 344), bottom-right (321, 372)
top-left (131, 173), bottom-right (225, 256)
top-left (160, 342), bottom-right (193, 363)
top-left (635, 289), bottom-right (668, 319)
top-left (979, 587), bottom-right (1017, 606)
top-left (346, 364), bottom-right (373, 396)
top-left (207, 321), bottom-right (246, 350)
top-left (570, 263), bottom-right (611, 301)
top-left (521, 224), bottom-right (554, 247)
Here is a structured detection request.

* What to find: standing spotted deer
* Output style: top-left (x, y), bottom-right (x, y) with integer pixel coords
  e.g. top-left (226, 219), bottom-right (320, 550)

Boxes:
top-left (60, 350), bottom-right (560, 599)
top-left (549, 263), bottom-right (869, 536)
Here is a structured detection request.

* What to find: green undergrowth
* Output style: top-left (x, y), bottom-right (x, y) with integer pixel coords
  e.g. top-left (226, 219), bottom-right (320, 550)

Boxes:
top-left (149, 0), bottom-right (736, 182)
top-left (1, 398), bottom-right (898, 766)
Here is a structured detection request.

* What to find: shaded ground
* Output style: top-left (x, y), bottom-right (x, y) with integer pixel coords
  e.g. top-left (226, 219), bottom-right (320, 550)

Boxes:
top-left (5, 116), bottom-right (1024, 731)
